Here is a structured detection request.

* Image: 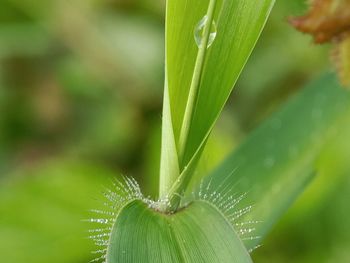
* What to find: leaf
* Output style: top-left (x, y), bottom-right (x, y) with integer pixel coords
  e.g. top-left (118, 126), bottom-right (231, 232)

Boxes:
top-left (289, 0), bottom-right (350, 44)
top-left (161, 0), bottom-right (275, 200)
top-left (290, 0), bottom-right (350, 87)
top-left (106, 200), bottom-right (252, 263)
top-left (200, 73), bottom-right (350, 249)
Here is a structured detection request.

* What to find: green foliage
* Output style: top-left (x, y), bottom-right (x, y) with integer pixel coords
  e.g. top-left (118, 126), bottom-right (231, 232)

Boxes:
top-left (161, 0), bottom-right (275, 206)
top-left (103, 69), bottom-right (350, 262)
top-left (1, 0), bottom-right (350, 262)
top-left (107, 200), bottom-right (252, 262)
top-left (106, 1), bottom-right (348, 262)
top-left (0, 159), bottom-right (112, 263)
top-left (202, 73), bottom-right (350, 249)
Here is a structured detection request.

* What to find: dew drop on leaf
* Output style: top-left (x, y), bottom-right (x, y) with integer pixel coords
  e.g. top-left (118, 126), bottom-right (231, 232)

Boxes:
top-left (194, 15), bottom-right (217, 48)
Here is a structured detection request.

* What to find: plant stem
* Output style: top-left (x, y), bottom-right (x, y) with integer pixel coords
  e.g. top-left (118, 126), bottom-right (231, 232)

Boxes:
top-left (169, 0), bottom-right (217, 211)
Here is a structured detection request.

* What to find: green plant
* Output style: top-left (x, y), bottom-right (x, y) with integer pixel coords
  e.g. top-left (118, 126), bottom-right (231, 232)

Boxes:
top-left (88, 1), bottom-right (350, 262)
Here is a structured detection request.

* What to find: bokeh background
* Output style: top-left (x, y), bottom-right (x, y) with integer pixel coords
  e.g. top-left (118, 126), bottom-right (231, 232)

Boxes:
top-left (0, 0), bottom-right (349, 262)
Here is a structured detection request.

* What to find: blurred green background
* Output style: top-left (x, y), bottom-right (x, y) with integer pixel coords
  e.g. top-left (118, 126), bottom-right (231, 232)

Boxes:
top-left (0, 1), bottom-right (349, 262)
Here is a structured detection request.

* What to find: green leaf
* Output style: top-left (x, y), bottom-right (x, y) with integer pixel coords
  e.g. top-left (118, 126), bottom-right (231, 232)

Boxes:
top-left (107, 200), bottom-right (252, 263)
top-left (160, 0), bottom-right (275, 199)
top-left (200, 73), bottom-right (350, 249)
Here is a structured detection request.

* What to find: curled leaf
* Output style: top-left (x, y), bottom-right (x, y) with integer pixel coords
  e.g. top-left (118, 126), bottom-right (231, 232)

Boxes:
top-left (290, 0), bottom-right (350, 87)
top-left (289, 0), bottom-right (350, 44)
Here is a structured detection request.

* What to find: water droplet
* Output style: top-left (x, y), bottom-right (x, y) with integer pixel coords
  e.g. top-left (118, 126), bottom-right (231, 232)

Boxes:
top-left (194, 15), bottom-right (217, 48)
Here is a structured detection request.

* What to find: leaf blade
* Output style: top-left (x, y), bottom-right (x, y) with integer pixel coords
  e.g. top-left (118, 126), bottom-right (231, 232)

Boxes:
top-left (200, 73), bottom-right (350, 249)
top-left (161, 0), bottom-right (275, 199)
top-left (107, 200), bottom-right (252, 263)
top-left (183, 0), bottom-right (275, 166)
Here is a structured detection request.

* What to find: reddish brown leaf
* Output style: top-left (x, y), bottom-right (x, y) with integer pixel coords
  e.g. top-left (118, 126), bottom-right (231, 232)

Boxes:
top-left (290, 0), bottom-right (350, 44)
top-left (290, 0), bottom-right (350, 87)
